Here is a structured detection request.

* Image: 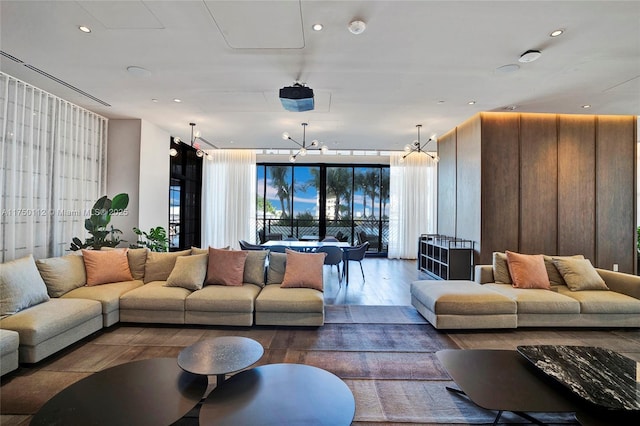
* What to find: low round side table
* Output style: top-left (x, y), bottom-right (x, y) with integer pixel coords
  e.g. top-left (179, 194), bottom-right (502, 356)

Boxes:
top-left (200, 363), bottom-right (356, 426)
top-left (178, 336), bottom-right (264, 384)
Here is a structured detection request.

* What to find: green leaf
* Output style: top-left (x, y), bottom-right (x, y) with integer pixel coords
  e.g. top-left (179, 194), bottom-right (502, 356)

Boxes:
top-left (111, 193), bottom-right (129, 211)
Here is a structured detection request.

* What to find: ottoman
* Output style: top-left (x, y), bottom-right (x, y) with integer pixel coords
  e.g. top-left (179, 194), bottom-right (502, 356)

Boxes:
top-left (0, 329), bottom-right (19, 376)
top-left (410, 280), bottom-right (517, 329)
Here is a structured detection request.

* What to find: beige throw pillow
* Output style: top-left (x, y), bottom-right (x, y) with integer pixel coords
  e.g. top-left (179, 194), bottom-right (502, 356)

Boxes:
top-left (243, 250), bottom-right (268, 287)
top-left (492, 252), bottom-right (512, 284)
top-left (36, 254), bottom-right (87, 297)
top-left (143, 249), bottom-right (191, 283)
top-left (1, 254), bottom-right (50, 315)
top-left (166, 254), bottom-right (208, 290)
top-left (82, 249), bottom-right (134, 286)
top-left (281, 249), bottom-right (326, 291)
top-left (552, 258), bottom-right (609, 291)
top-left (543, 254), bottom-right (584, 287)
top-left (205, 248), bottom-right (249, 286)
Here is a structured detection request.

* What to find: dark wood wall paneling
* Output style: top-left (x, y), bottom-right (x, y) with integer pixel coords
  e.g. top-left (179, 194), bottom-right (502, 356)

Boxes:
top-left (441, 112), bottom-right (636, 272)
top-left (437, 129), bottom-right (457, 237)
top-left (478, 113), bottom-right (520, 265)
top-left (456, 115), bottom-right (482, 255)
top-left (518, 114), bottom-right (558, 255)
top-left (557, 115), bottom-right (596, 260)
top-left (595, 116), bottom-right (637, 272)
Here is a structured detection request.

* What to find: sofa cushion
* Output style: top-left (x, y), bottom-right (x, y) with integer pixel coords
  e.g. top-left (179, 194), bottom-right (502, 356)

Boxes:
top-left (492, 252), bottom-right (512, 284)
top-left (1, 254), bottom-right (50, 316)
top-left (410, 280), bottom-right (516, 315)
top-left (205, 248), bottom-right (248, 287)
top-left (120, 281), bottom-right (191, 311)
top-left (266, 252), bottom-right (287, 284)
top-left (82, 248), bottom-right (134, 286)
top-left (484, 283), bottom-right (581, 314)
top-left (36, 254), bottom-right (86, 297)
top-left (556, 286), bottom-right (640, 314)
top-left (255, 284), bottom-right (324, 313)
top-left (143, 250), bottom-right (191, 283)
top-left (0, 298), bottom-right (101, 346)
top-left (243, 250), bottom-right (268, 287)
top-left (281, 249), bottom-right (325, 291)
top-left (166, 254), bottom-right (208, 290)
top-left (506, 251), bottom-right (551, 290)
top-left (185, 283), bottom-right (261, 312)
top-left (543, 254), bottom-right (584, 287)
top-left (61, 280), bottom-right (143, 314)
top-left (552, 258), bottom-right (608, 291)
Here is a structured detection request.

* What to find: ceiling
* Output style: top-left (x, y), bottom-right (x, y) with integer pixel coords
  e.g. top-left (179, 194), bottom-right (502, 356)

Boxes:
top-left (1, 0), bottom-right (639, 152)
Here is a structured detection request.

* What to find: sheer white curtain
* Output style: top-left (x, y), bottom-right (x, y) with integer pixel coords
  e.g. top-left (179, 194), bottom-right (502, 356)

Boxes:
top-left (388, 152), bottom-right (437, 259)
top-left (0, 72), bottom-right (107, 262)
top-left (201, 149), bottom-right (256, 249)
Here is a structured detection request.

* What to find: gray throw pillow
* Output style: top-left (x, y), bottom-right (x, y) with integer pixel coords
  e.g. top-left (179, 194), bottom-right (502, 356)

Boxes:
top-left (165, 254), bottom-right (208, 290)
top-left (36, 254), bottom-right (86, 297)
top-left (492, 252), bottom-right (511, 284)
top-left (1, 254), bottom-right (51, 315)
top-left (243, 250), bottom-right (268, 287)
top-left (543, 254), bottom-right (584, 287)
top-left (266, 252), bottom-right (287, 284)
top-left (143, 249), bottom-right (191, 283)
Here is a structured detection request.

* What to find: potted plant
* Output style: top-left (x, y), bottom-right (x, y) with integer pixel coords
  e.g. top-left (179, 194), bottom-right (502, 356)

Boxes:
top-left (130, 226), bottom-right (169, 252)
top-left (69, 193), bottom-right (129, 250)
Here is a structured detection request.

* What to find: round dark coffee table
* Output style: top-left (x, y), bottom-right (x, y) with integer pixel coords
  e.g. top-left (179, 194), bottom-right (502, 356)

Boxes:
top-left (31, 358), bottom-right (207, 426)
top-left (178, 336), bottom-right (264, 384)
top-left (199, 363), bottom-right (355, 425)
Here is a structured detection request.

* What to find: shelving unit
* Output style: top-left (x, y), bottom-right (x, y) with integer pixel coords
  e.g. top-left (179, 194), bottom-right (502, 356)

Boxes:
top-left (418, 234), bottom-right (474, 280)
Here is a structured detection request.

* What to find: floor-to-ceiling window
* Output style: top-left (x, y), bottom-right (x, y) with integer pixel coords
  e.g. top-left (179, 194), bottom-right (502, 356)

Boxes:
top-left (256, 163), bottom-right (390, 254)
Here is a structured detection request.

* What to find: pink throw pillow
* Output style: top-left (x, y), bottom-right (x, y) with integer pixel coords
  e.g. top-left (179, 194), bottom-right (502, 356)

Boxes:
top-left (82, 248), bottom-right (133, 286)
top-left (205, 247), bottom-right (249, 286)
top-left (281, 249), bottom-right (326, 291)
top-left (505, 251), bottom-right (551, 289)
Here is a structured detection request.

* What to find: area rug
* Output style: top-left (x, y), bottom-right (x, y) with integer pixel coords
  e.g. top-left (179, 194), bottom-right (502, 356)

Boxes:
top-left (0, 306), bottom-right (578, 425)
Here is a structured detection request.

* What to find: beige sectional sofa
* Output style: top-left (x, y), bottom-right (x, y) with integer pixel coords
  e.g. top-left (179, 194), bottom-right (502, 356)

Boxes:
top-left (0, 248), bottom-right (325, 369)
top-left (411, 253), bottom-right (640, 330)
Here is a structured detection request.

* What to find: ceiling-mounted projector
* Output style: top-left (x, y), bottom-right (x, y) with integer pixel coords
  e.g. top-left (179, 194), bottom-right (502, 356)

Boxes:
top-left (279, 83), bottom-right (314, 112)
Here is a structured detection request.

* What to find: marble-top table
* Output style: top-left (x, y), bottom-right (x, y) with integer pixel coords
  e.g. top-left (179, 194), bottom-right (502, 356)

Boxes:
top-left (517, 345), bottom-right (640, 412)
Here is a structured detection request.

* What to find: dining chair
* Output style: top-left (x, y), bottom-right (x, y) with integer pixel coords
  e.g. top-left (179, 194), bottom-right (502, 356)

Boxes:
top-left (239, 240), bottom-right (264, 250)
top-left (344, 242), bottom-right (368, 282)
top-left (315, 246), bottom-right (343, 285)
top-left (268, 245), bottom-right (287, 253)
top-left (321, 236), bottom-right (339, 242)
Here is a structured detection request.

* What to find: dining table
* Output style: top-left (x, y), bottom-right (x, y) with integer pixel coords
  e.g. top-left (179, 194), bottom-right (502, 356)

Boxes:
top-left (260, 240), bottom-right (354, 284)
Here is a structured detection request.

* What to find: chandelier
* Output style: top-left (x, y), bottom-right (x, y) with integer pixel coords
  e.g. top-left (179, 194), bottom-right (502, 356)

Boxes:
top-left (401, 124), bottom-right (439, 162)
top-left (282, 122), bottom-right (328, 162)
top-left (171, 123), bottom-right (217, 159)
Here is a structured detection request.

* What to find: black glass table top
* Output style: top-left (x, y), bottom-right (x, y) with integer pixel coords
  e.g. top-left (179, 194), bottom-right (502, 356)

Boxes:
top-left (517, 345), bottom-right (640, 411)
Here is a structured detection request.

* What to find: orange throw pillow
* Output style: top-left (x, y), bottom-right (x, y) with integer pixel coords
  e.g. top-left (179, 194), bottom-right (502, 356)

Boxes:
top-left (82, 248), bottom-right (133, 286)
top-left (205, 247), bottom-right (249, 286)
top-left (505, 251), bottom-right (550, 289)
top-left (281, 249), bottom-right (326, 291)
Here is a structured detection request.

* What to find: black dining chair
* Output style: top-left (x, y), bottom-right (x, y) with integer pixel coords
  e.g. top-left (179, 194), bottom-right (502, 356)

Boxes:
top-left (344, 242), bottom-right (368, 282)
top-left (239, 240), bottom-right (264, 250)
top-left (315, 246), bottom-right (343, 285)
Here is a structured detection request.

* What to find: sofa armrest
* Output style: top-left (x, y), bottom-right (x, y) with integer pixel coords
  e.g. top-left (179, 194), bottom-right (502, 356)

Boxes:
top-left (596, 268), bottom-right (640, 300)
top-left (474, 265), bottom-right (494, 284)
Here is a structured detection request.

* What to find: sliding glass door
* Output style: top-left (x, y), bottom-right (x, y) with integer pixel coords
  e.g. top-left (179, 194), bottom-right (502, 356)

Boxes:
top-left (257, 163), bottom-right (389, 254)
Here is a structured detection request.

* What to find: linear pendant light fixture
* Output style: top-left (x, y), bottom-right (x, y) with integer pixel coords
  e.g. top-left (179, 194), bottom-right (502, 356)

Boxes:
top-left (401, 124), bottom-right (439, 162)
top-left (282, 122), bottom-right (328, 162)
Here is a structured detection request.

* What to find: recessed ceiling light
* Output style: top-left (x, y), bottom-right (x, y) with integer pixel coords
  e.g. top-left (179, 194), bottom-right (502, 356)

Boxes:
top-left (437, 100), bottom-right (445, 104)
top-left (468, 101), bottom-right (476, 105)
top-left (78, 25), bottom-right (91, 33)
top-left (151, 99), bottom-right (159, 103)
top-left (126, 66), bottom-right (151, 77)
top-left (173, 98), bottom-right (182, 103)
top-left (582, 104), bottom-right (591, 109)
top-left (312, 24), bottom-right (323, 31)
top-left (550, 29), bottom-right (564, 37)
top-left (495, 64), bottom-right (520, 74)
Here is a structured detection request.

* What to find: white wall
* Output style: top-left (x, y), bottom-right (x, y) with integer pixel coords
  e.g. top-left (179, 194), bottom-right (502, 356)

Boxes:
top-left (138, 120), bottom-right (170, 233)
top-left (107, 119), bottom-right (141, 245)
